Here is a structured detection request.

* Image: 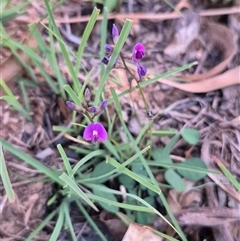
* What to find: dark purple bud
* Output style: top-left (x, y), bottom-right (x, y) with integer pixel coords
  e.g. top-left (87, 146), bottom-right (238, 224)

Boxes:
top-left (100, 100), bottom-right (108, 110)
top-left (84, 88), bottom-right (91, 102)
top-left (66, 101), bottom-right (76, 110)
top-left (105, 44), bottom-right (113, 53)
top-left (137, 63), bottom-right (147, 81)
top-left (102, 57), bottom-right (109, 65)
top-left (88, 106), bottom-right (98, 113)
top-left (112, 24), bottom-right (119, 44)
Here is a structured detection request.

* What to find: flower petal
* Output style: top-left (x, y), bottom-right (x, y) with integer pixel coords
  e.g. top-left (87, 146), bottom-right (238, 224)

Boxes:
top-left (132, 43), bottom-right (145, 62)
top-left (94, 123), bottom-right (108, 142)
top-left (83, 123), bottom-right (94, 141)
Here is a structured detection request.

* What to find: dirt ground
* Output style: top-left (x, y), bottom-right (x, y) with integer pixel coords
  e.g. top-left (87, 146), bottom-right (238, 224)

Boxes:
top-left (1, 0), bottom-right (240, 240)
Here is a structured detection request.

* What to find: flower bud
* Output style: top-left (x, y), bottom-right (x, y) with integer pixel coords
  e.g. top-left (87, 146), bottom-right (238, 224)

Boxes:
top-left (84, 88), bottom-right (91, 103)
top-left (137, 63), bottom-right (147, 81)
top-left (105, 44), bottom-right (113, 53)
top-left (66, 101), bottom-right (76, 110)
top-left (102, 57), bottom-right (109, 65)
top-left (100, 99), bottom-right (108, 111)
top-left (88, 106), bottom-right (98, 113)
top-left (112, 24), bottom-right (119, 44)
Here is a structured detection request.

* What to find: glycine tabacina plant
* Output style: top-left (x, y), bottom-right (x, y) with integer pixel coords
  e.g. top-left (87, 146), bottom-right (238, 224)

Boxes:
top-left (66, 24), bottom-right (148, 143)
top-left (66, 88), bottom-right (108, 143)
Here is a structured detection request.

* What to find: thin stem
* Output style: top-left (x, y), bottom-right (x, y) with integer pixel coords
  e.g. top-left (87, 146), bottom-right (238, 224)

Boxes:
top-left (120, 53), bottom-right (149, 112)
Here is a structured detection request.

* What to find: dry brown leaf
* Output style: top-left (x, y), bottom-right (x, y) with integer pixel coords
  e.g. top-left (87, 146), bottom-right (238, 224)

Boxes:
top-left (1, 37), bottom-right (37, 95)
top-left (180, 22), bottom-right (237, 81)
top-left (176, 207), bottom-right (239, 226)
top-left (122, 223), bottom-right (163, 241)
top-left (154, 66), bottom-right (240, 93)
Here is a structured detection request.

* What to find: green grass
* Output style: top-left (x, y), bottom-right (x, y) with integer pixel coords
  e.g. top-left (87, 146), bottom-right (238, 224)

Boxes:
top-left (2, 1), bottom-right (237, 241)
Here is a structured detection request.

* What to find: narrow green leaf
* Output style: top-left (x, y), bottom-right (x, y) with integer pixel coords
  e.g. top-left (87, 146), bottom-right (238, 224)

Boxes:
top-left (0, 144), bottom-right (15, 201)
top-left (64, 85), bottom-right (82, 106)
top-left (44, 0), bottom-right (81, 95)
top-left (214, 157), bottom-right (240, 192)
top-left (63, 202), bottom-right (77, 241)
top-left (26, 209), bottom-right (57, 241)
top-left (76, 201), bottom-right (108, 241)
top-left (49, 206), bottom-right (64, 241)
top-left (1, 139), bottom-right (63, 185)
top-left (59, 172), bottom-right (98, 211)
top-left (57, 144), bottom-right (72, 176)
top-left (75, 8), bottom-right (100, 74)
top-left (71, 150), bottom-right (105, 176)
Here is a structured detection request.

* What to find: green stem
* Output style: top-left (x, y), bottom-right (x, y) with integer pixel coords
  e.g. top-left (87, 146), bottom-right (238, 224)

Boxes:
top-left (120, 53), bottom-right (149, 112)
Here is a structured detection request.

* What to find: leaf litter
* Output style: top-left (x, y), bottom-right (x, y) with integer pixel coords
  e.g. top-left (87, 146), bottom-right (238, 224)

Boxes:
top-left (1, 0), bottom-right (240, 240)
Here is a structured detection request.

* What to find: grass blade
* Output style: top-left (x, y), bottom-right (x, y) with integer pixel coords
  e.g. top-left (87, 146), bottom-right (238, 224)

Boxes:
top-left (75, 7), bottom-right (100, 74)
top-left (1, 139), bottom-right (63, 185)
top-left (59, 172), bottom-right (98, 211)
top-left (0, 144), bottom-right (15, 201)
top-left (43, 0), bottom-right (81, 95)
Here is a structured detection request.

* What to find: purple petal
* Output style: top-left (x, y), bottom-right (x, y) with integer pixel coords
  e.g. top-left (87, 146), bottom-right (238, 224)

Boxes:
top-left (83, 122), bottom-right (108, 142)
top-left (112, 24), bottom-right (119, 44)
top-left (132, 43), bottom-right (145, 62)
top-left (94, 123), bottom-right (108, 142)
top-left (83, 123), bottom-right (94, 141)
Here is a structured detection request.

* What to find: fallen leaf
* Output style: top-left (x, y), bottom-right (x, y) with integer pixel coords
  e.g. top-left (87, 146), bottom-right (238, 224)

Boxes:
top-left (154, 66), bottom-right (240, 93)
top-left (122, 223), bottom-right (163, 241)
top-left (179, 21), bottom-right (237, 81)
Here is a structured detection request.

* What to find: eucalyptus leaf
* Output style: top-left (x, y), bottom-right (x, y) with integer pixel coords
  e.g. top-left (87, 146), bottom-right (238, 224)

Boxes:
top-left (164, 169), bottom-right (186, 192)
top-left (181, 128), bottom-right (200, 145)
top-left (177, 158), bottom-right (208, 181)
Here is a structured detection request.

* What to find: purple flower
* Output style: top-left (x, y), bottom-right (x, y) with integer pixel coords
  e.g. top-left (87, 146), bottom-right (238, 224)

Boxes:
top-left (112, 24), bottom-right (119, 44)
top-left (66, 101), bottom-right (76, 110)
top-left (105, 44), bottom-right (113, 53)
top-left (83, 122), bottom-right (108, 142)
top-left (137, 63), bottom-right (147, 81)
top-left (132, 43), bottom-right (145, 62)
